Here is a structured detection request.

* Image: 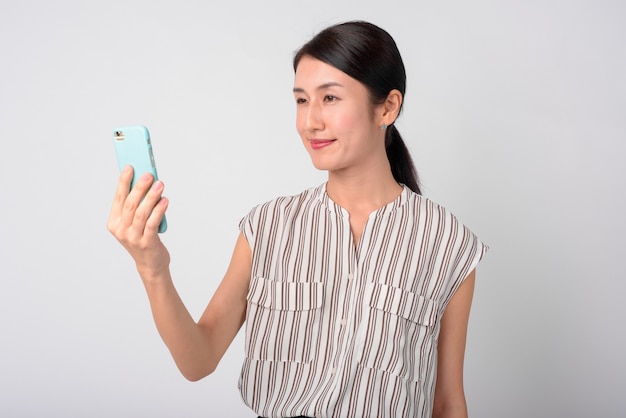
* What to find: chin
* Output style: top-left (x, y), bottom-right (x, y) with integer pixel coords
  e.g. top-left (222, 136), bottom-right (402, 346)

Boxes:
top-left (310, 161), bottom-right (331, 171)
top-left (308, 156), bottom-right (337, 172)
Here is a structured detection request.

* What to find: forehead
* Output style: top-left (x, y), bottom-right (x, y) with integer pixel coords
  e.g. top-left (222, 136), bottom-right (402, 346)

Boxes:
top-left (293, 56), bottom-right (360, 91)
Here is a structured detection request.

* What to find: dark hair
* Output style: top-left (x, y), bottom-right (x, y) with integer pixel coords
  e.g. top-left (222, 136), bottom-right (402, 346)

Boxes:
top-left (294, 21), bottom-right (421, 194)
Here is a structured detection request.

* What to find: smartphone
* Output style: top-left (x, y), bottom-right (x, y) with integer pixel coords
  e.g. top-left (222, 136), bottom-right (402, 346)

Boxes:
top-left (113, 125), bottom-right (167, 233)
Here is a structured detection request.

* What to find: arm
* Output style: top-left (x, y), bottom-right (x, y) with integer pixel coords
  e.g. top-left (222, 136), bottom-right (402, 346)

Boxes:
top-left (107, 166), bottom-right (250, 381)
top-left (432, 269), bottom-right (476, 418)
top-left (143, 232), bottom-right (250, 381)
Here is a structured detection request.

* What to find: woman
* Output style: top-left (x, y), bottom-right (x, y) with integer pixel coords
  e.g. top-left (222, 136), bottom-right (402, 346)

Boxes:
top-left (108, 21), bottom-right (487, 418)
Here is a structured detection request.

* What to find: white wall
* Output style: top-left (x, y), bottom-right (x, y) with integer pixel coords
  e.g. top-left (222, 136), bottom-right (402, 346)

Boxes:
top-left (1, 1), bottom-right (624, 417)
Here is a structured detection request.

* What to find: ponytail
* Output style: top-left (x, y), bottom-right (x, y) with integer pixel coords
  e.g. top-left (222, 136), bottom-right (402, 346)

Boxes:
top-left (385, 125), bottom-right (421, 195)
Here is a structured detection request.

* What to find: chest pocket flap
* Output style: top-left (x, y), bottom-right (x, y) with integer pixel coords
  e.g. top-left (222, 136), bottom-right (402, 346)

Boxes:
top-left (369, 282), bottom-right (438, 326)
top-left (248, 276), bottom-right (324, 311)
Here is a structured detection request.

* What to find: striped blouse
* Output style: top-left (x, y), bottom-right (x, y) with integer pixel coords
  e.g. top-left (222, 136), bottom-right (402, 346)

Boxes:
top-left (238, 183), bottom-right (488, 418)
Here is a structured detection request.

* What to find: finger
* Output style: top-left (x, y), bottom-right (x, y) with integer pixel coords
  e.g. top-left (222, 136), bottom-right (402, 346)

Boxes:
top-left (144, 196), bottom-right (169, 235)
top-left (128, 171), bottom-right (155, 203)
top-left (132, 179), bottom-right (165, 228)
top-left (108, 165), bottom-right (134, 231)
top-left (120, 172), bottom-right (154, 227)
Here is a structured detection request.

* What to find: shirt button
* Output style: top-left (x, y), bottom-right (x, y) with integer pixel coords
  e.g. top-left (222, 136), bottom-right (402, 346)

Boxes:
top-left (330, 368), bottom-right (337, 374)
top-left (340, 318), bottom-right (347, 326)
top-left (347, 273), bottom-right (354, 280)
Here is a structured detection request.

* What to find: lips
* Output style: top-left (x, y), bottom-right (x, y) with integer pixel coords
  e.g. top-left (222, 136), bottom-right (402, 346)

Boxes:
top-left (309, 139), bottom-right (336, 150)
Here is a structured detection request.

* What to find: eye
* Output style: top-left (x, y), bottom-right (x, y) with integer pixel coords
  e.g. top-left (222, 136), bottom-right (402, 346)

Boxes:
top-left (324, 95), bottom-right (338, 102)
top-left (295, 97), bottom-right (308, 105)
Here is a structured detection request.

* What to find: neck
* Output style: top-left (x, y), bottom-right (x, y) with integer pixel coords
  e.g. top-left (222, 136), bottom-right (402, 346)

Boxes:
top-left (325, 165), bottom-right (402, 214)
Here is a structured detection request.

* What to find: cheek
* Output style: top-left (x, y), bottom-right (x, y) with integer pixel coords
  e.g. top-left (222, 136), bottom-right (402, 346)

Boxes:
top-left (295, 109), bottom-right (307, 137)
top-left (331, 109), bottom-right (369, 135)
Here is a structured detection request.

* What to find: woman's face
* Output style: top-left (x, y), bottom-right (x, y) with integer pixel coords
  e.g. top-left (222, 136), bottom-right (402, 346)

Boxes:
top-left (293, 56), bottom-right (385, 173)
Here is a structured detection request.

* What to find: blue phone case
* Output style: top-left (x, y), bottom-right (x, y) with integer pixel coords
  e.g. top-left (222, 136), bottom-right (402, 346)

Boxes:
top-left (113, 125), bottom-right (167, 233)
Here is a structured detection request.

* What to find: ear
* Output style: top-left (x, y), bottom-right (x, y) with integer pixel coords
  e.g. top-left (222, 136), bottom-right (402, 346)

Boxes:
top-left (380, 89), bottom-right (403, 126)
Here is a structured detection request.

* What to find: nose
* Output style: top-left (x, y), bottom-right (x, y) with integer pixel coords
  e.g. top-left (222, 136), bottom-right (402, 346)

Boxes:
top-left (300, 101), bottom-right (324, 132)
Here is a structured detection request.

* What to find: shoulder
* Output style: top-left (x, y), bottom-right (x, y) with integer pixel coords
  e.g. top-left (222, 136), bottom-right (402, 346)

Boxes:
top-left (404, 187), bottom-right (459, 224)
top-left (252, 184), bottom-right (323, 213)
top-left (404, 187), bottom-right (487, 251)
top-left (239, 184), bottom-right (325, 228)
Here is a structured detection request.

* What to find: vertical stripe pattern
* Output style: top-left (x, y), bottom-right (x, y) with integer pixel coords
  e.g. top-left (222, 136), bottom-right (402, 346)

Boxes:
top-left (238, 184), bottom-right (488, 418)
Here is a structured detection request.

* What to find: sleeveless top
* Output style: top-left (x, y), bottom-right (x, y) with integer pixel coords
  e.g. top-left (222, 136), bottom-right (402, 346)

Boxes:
top-left (238, 183), bottom-right (488, 418)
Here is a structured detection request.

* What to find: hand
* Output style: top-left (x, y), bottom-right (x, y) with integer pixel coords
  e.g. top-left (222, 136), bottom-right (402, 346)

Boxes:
top-left (107, 165), bottom-right (171, 280)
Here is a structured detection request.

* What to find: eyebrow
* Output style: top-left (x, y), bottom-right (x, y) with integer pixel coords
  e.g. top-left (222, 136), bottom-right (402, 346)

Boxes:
top-left (293, 81), bottom-right (344, 93)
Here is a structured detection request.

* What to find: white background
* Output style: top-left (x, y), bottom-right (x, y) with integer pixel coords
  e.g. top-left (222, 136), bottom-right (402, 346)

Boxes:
top-left (1, 0), bottom-right (624, 417)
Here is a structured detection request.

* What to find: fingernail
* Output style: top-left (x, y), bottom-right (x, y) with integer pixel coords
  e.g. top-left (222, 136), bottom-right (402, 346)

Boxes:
top-left (123, 165), bottom-right (131, 173)
top-left (142, 173), bottom-right (152, 182)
